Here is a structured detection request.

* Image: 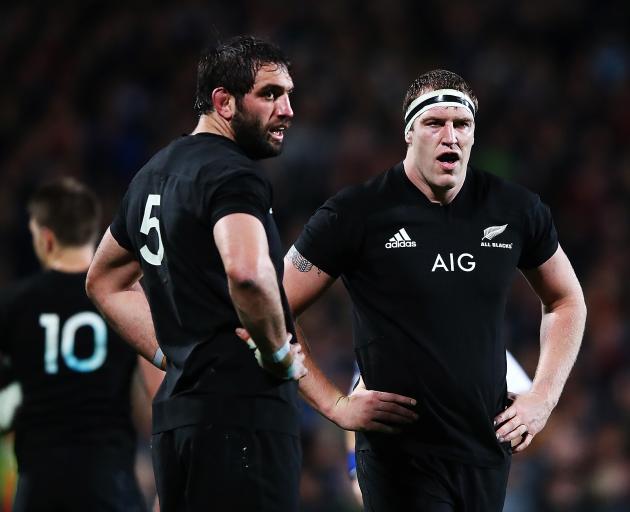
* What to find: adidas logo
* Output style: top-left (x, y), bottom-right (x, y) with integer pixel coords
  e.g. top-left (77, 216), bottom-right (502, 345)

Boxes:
top-left (385, 228), bottom-right (416, 249)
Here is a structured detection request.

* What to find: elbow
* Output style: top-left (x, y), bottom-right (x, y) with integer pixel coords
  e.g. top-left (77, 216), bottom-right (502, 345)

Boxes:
top-left (225, 260), bottom-right (273, 291)
top-left (578, 294), bottom-right (587, 321)
top-left (85, 267), bottom-right (99, 302)
top-left (573, 287), bottom-right (587, 319)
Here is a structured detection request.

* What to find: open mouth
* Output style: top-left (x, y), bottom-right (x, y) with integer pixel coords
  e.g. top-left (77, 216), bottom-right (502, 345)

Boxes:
top-left (269, 126), bottom-right (286, 142)
top-left (437, 152), bottom-right (460, 163)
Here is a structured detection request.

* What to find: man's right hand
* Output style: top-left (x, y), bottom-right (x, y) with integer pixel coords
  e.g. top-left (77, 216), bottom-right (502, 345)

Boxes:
top-left (236, 327), bottom-right (307, 381)
top-left (331, 381), bottom-right (419, 433)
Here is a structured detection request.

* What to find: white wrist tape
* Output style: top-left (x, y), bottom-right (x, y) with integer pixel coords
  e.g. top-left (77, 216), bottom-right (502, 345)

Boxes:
top-left (152, 347), bottom-right (165, 369)
top-left (267, 334), bottom-right (293, 362)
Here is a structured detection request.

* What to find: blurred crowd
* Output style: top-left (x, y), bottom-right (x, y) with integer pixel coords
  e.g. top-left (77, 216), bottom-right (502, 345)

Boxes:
top-left (0, 1), bottom-right (628, 510)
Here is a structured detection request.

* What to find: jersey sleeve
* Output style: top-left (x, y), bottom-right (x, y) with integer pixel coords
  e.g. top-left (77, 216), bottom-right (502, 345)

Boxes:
top-left (518, 195), bottom-right (559, 269)
top-left (294, 192), bottom-right (363, 278)
top-left (109, 191), bottom-right (133, 251)
top-left (207, 168), bottom-right (271, 227)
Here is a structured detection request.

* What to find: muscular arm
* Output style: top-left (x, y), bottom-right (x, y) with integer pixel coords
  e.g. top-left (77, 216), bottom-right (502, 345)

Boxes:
top-left (214, 214), bottom-right (290, 355)
top-left (495, 245), bottom-right (586, 451)
top-left (284, 246), bottom-right (417, 432)
top-left (86, 229), bottom-right (161, 365)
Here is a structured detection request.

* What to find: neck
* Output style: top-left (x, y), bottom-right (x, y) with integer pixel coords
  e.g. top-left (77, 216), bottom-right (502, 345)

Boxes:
top-left (43, 245), bottom-right (94, 273)
top-left (402, 156), bottom-right (466, 206)
top-left (192, 113), bottom-right (235, 140)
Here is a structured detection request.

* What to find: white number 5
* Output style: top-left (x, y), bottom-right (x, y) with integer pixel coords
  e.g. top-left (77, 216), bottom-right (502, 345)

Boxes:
top-left (140, 194), bottom-right (164, 266)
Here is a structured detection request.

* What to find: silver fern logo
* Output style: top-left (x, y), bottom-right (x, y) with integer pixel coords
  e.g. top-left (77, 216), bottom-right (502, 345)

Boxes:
top-left (480, 224), bottom-right (512, 249)
top-left (482, 224), bottom-right (508, 241)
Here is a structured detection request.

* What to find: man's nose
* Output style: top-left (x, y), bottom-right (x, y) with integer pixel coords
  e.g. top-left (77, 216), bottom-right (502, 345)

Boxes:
top-left (441, 122), bottom-right (457, 144)
top-left (276, 95), bottom-right (294, 119)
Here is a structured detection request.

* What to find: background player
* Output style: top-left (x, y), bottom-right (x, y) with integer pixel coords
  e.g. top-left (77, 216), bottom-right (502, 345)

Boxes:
top-left (279, 69), bottom-right (586, 511)
top-left (0, 178), bottom-right (149, 512)
top-left (86, 36), bottom-right (307, 511)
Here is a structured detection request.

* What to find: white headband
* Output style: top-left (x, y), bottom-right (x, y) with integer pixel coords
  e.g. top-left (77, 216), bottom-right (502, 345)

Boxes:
top-left (404, 88), bottom-right (476, 135)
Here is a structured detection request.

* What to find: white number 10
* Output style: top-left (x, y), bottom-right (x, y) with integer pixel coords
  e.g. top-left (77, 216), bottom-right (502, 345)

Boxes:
top-left (40, 312), bottom-right (107, 374)
top-left (140, 194), bottom-right (164, 266)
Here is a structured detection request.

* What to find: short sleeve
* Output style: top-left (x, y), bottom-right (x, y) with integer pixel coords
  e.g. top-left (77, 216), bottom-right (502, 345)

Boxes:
top-left (518, 196), bottom-right (559, 269)
top-left (110, 191), bottom-right (133, 251)
top-left (208, 170), bottom-right (271, 228)
top-left (294, 193), bottom-right (363, 278)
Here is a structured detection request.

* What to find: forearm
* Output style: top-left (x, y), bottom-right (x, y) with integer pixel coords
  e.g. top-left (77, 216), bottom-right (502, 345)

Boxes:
top-left (295, 323), bottom-right (345, 423)
top-left (531, 295), bottom-right (586, 408)
top-left (229, 261), bottom-right (288, 355)
top-left (93, 282), bottom-right (160, 363)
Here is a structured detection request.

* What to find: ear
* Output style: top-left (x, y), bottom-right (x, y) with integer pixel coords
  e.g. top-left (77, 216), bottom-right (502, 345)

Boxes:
top-left (211, 87), bottom-right (236, 121)
top-left (404, 129), bottom-right (413, 144)
top-left (41, 227), bottom-right (57, 255)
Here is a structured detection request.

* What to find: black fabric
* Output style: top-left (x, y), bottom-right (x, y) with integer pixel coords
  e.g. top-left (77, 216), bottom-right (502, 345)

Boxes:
top-left (295, 163), bottom-right (558, 467)
top-left (12, 448), bottom-right (145, 512)
top-left (152, 424), bottom-right (301, 512)
top-left (109, 132), bottom-right (299, 434)
top-left (0, 270), bottom-right (137, 471)
top-left (356, 448), bottom-right (510, 512)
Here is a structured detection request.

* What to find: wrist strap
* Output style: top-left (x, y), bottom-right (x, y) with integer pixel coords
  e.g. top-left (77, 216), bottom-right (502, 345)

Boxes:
top-left (152, 347), bottom-right (165, 369)
top-left (266, 333), bottom-right (293, 363)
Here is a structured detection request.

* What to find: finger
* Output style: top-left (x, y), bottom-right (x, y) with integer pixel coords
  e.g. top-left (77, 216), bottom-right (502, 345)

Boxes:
top-left (494, 405), bottom-right (517, 426)
top-left (235, 328), bottom-right (257, 349)
top-left (502, 423), bottom-right (528, 443)
top-left (235, 327), bottom-right (249, 340)
top-left (495, 416), bottom-right (522, 440)
top-left (375, 391), bottom-right (417, 407)
top-left (513, 433), bottom-right (533, 453)
top-left (371, 411), bottom-right (417, 425)
top-left (375, 402), bottom-right (419, 421)
top-left (510, 428), bottom-right (528, 449)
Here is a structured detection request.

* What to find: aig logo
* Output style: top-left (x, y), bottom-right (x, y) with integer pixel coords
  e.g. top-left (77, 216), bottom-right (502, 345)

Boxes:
top-left (431, 253), bottom-right (476, 272)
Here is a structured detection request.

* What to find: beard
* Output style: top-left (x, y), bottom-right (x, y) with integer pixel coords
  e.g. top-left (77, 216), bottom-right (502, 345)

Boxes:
top-left (232, 108), bottom-right (283, 160)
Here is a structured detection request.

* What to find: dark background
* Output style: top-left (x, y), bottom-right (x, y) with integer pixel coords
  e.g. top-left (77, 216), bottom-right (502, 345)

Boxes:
top-left (0, 1), bottom-right (628, 510)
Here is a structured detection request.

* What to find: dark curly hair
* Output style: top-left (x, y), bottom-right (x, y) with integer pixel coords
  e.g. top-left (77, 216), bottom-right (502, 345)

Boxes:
top-left (194, 35), bottom-right (291, 116)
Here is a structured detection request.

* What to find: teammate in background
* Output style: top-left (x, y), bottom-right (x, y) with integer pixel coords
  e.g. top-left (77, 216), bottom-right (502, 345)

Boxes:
top-left (86, 36), bottom-right (307, 511)
top-left (0, 178), bottom-right (148, 512)
top-left (281, 70), bottom-right (586, 511)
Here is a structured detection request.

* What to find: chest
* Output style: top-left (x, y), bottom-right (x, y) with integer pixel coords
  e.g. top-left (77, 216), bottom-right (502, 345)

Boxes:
top-left (352, 206), bottom-right (524, 300)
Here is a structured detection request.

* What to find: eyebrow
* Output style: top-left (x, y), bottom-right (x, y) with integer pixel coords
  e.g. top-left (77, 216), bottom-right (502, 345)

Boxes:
top-left (257, 84), bottom-right (293, 95)
top-left (422, 115), bottom-right (473, 123)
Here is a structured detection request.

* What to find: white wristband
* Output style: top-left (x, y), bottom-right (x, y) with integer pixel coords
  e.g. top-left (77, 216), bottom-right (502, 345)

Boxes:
top-left (152, 347), bottom-right (165, 368)
top-left (266, 333), bottom-right (293, 363)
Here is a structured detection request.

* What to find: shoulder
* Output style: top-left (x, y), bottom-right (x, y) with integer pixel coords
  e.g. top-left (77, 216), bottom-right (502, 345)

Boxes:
top-left (0, 273), bottom-right (46, 308)
top-left (472, 167), bottom-right (543, 211)
top-left (323, 167), bottom-right (393, 215)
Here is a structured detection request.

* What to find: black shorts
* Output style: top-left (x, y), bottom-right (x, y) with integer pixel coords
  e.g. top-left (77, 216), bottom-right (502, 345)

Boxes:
top-left (152, 423), bottom-right (301, 512)
top-left (356, 448), bottom-right (510, 512)
top-left (13, 462), bottom-right (145, 512)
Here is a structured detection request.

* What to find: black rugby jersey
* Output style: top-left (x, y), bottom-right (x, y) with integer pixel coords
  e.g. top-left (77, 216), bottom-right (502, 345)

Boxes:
top-left (0, 271), bottom-right (137, 470)
top-left (295, 162), bottom-right (558, 466)
top-left (110, 133), bottom-right (299, 435)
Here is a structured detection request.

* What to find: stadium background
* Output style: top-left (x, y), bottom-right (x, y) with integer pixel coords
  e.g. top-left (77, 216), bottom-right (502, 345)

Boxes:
top-left (0, 1), bottom-right (628, 510)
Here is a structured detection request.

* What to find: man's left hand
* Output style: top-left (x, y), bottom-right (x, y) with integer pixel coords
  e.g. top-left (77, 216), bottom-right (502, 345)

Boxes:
top-left (493, 391), bottom-right (553, 453)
